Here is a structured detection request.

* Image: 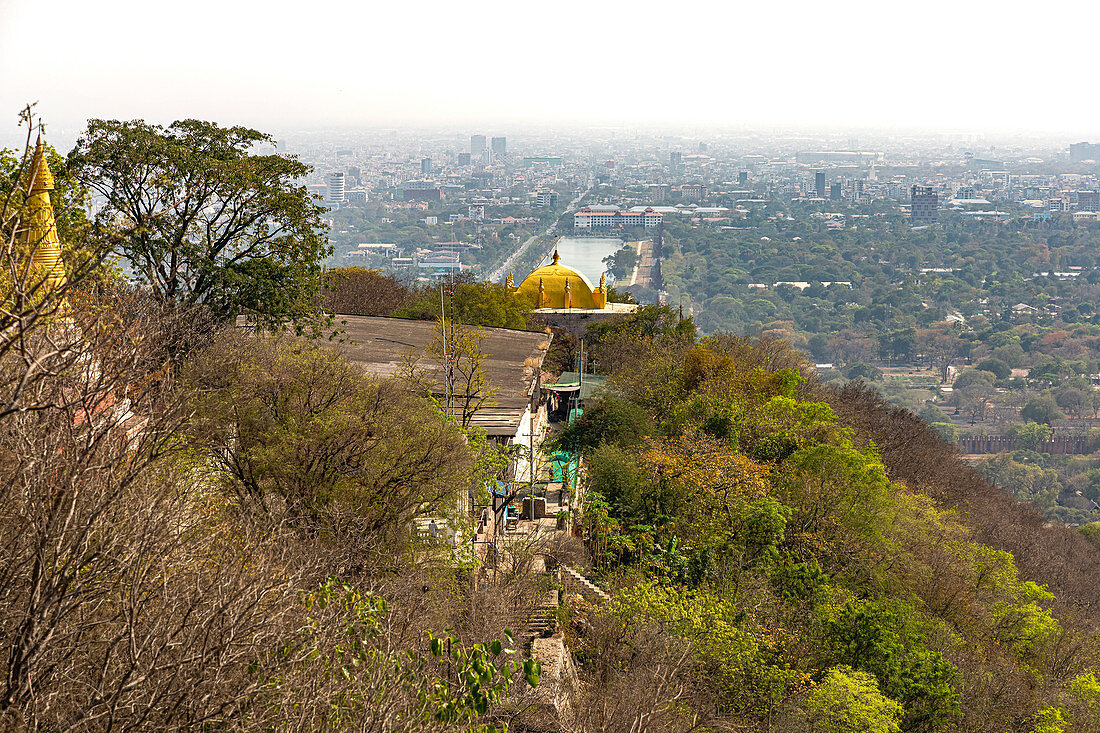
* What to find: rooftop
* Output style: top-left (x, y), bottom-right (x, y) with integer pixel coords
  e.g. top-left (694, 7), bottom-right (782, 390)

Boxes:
top-left (332, 316), bottom-right (550, 436)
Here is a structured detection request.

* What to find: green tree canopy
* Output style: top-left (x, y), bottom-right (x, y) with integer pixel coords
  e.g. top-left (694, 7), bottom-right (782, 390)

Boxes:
top-left (804, 666), bottom-right (903, 733)
top-left (69, 119), bottom-right (329, 328)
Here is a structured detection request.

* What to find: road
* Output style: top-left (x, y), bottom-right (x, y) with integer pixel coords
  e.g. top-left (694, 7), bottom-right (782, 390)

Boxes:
top-left (488, 183), bottom-right (591, 283)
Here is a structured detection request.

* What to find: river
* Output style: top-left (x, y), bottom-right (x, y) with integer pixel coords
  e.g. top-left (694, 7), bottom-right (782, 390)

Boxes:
top-left (538, 236), bottom-right (625, 285)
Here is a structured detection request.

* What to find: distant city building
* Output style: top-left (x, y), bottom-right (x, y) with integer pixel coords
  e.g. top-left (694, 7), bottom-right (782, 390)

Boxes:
top-left (1077, 190), bottom-right (1100, 210)
top-left (669, 151), bottom-right (682, 168)
top-left (815, 171), bottom-right (826, 197)
top-left (573, 206), bottom-right (662, 230)
top-left (829, 182), bottom-right (842, 200)
top-left (325, 171), bottom-right (346, 207)
top-left (491, 137), bottom-right (506, 156)
top-left (346, 188), bottom-right (370, 205)
top-left (1070, 142), bottom-right (1100, 162)
top-left (402, 180), bottom-right (443, 201)
top-left (738, 170), bottom-right (748, 187)
top-left (457, 152), bottom-right (471, 166)
top-left (523, 157), bottom-right (563, 168)
top-left (468, 201), bottom-right (486, 220)
top-left (681, 183), bottom-right (707, 202)
top-left (421, 157), bottom-right (432, 175)
top-left (796, 151), bottom-right (885, 165)
top-left (470, 135), bottom-right (487, 156)
top-left (910, 185), bottom-right (938, 223)
top-left (647, 183), bottom-right (671, 202)
top-left (535, 190), bottom-right (558, 208)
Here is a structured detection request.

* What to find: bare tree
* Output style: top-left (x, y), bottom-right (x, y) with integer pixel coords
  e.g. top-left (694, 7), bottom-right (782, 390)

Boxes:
top-left (428, 319), bottom-right (499, 430)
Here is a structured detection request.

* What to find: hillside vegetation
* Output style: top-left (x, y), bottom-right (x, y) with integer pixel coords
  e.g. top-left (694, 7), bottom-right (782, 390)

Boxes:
top-left (555, 306), bottom-right (1100, 732)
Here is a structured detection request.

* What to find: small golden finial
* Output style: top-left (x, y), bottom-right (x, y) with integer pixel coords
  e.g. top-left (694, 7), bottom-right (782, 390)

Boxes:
top-left (506, 272), bottom-right (514, 288)
top-left (552, 249), bottom-right (560, 265)
top-left (599, 272), bottom-right (606, 291)
top-left (564, 278), bottom-right (571, 309)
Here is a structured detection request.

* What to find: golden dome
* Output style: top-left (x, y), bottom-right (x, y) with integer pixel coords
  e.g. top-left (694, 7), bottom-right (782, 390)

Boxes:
top-left (510, 250), bottom-right (607, 309)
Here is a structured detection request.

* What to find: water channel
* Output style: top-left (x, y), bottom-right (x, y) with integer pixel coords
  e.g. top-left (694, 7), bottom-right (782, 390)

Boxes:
top-left (537, 236), bottom-right (625, 285)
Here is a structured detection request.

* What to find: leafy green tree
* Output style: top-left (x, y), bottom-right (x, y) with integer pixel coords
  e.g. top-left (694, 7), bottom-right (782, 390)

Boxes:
top-left (954, 369), bottom-right (997, 390)
top-left (804, 666), bottom-right (902, 733)
top-left (185, 332), bottom-right (471, 541)
top-left (819, 599), bottom-right (960, 731)
top-left (1021, 397), bottom-right (1063, 425)
top-left (976, 358), bottom-right (1011, 380)
top-left (1015, 422), bottom-right (1053, 451)
top-left (554, 396), bottom-right (651, 455)
top-left (931, 422), bottom-right (958, 443)
top-left (396, 281), bottom-right (531, 330)
top-left (845, 362), bottom-right (883, 381)
top-left (69, 119), bottom-right (328, 329)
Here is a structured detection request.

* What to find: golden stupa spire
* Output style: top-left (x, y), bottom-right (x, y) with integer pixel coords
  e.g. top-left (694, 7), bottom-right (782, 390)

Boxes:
top-left (21, 136), bottom-right (67, 292)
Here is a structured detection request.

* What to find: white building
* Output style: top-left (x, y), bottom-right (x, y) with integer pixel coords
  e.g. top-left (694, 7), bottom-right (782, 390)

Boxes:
top-left (325, 171), bottom-right (346, 207)
top-left (573, 206), bottom-right (662, 230)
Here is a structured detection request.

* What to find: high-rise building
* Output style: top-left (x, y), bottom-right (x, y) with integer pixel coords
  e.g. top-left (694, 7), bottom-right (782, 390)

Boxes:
top-left (911, 185), bottom-right (938, 223)
top-left (738, 170), bottom-right (748, 187)
top-left (1077, 190), bottom-right (1100, 210)
top-left (458, 152), bottom-right (471, 166)
top-left (669, 151), bottom-right (682, 168)
top-left (491, 137), bottom-right (506, 156)
top-left (830, 182), bottom-right (842, 200)
top-left (1070, 142), bottom-right (1100, 162)
top-left (421, 157), bottom-right (432, 175)
top-left (325, 171), bottom-right (346, 206)
top-left (815, 171), bottom-right (826, 198)
top-left (471, 135), bottom-right (487, 156)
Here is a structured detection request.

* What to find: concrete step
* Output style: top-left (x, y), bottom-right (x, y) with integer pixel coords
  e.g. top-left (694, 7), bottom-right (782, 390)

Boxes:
top-left (562, 565), bottom-right (609, 602)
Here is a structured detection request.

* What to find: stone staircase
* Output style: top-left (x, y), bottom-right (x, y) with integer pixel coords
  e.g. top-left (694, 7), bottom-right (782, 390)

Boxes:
top-left (561, 565), bottom-right (609, 602)
top-left (514, 590), bottom-right (559, 652)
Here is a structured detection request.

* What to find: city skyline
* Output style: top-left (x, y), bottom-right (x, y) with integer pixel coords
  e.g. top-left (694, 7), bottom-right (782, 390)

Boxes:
top-left (4, 0), bottom-right (1100, 136)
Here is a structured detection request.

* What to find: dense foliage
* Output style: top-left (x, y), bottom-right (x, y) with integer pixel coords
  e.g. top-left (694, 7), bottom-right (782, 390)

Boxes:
top-left (560, 310), bottom-right (1100, 732)
top-left (70, 119), bottom-right (330, 329)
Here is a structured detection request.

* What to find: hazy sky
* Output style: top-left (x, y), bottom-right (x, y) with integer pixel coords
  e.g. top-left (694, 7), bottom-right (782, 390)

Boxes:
top-left (3, 0), bottom-right (1100, 137)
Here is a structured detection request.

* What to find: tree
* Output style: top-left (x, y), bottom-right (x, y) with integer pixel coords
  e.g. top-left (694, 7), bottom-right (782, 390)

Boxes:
top-left (1021, 396), bottom-right (1063, 425)
top-left (1014, 422), bottom-right (1053, 452)
top-left (323, 266), bottom-right (411, 316)
top-left (554, 396), bottom-right (651, 455)
top-left (69, 118), bottom-right (329, 329)
top-left (185, 332), bottom-right (472, 548)
top-left (396, 280), bottom-right (532, 330)
top-left (0, 280), bottom-right (316, 727)
top-left (425, 319), bottom-right (501, 430)
top-left (804, 666), bottom-right (902, 733)
top-left (845, 362), bottom-right (883, 381)
top-left (976, 358), bottom-right (1011, 380)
